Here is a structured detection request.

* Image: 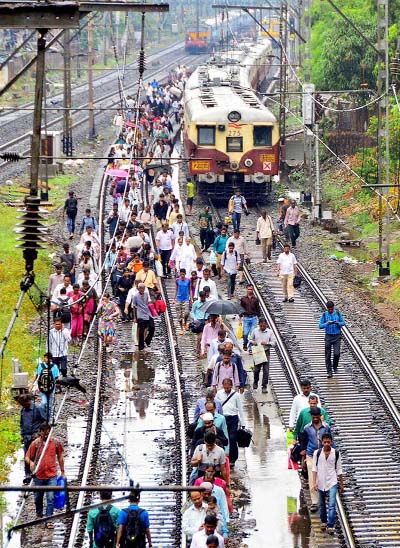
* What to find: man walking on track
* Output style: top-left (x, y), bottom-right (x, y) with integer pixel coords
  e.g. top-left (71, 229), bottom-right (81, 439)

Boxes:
top-left (216, 378), bottom-right (245, 469)
top-left (240, 284), bottom-right (261, 352)
top-left (116, 490), bottom-right (152, 548)
top-left (319, 301), bottom-right (346, 378)
top-left (132, 283), bottom-right (155, 351)
top-left (248, 317), bottom-right (276, 393)
top-left (256, 209), bottom-right (274, 262)
top-left (228, 188), bottom-right (248, 231)
top-left (276, 243), bottom-right (298, 303)
top-left (87, 490), bottom-right (120, 548)
top-left (284, 199), bottom-right (301, 248)
top-left (172, 268), bottom-right (191, 335)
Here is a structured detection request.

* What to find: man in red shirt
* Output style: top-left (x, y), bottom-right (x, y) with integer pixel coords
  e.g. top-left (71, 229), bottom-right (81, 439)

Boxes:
top-left (25, 423), bottom-right (65, 525)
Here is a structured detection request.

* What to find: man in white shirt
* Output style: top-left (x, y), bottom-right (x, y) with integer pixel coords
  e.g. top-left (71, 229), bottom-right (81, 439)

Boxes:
top-left (256, 209), bottom-right (274, 262)
top-left (194, 269), bottom-right (218, 300)
top-left (48, 264), bottom-right (64, 297)
top-left (52, 275), bottom-right (73, 301)
top-left (226, 229), bottom-right (249, 285)
top-left (171, 214), bottom-right (189, 239)
top-left (150, 180), bottom-right (164, 205)
top-left (190, 514), bottom-right (224, 548)
top-left (207, 330), bottom-right (232, 365)
top-left (276, 243), bottom-right (298, 302)
top-left (156, 223), bottom-right (175, 277)
top-left (248, 317), bottom-right (276, 393)
top-left (289, 378), bottom-right (320, 430)
top-left (216, 378), bottom-right (245, 467)
top-left (48, 318), bottom-right (71, 377)
top-left (182, 491), bottom-right (207, 541)
top-left (221, 242), bottom-right (240, 300)
top-left (312, 432), bottom-right (344, 535)
top-left (119, 197), bottom-right (132, 224)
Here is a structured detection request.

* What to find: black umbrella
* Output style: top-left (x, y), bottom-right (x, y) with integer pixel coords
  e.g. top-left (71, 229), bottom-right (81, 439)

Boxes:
top-left (203, 299), bottom-right (244, 316)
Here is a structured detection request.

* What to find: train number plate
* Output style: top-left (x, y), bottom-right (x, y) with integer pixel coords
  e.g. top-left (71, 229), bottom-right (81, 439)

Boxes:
top-left (191, 160), bottom-right (210, 171)
top-left (259, 154), bottom-right (275, 162)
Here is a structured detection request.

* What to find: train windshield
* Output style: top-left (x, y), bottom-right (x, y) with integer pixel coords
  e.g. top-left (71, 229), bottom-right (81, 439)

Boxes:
top-left (197, 126), bottom-right (216, 146)
top-left (253, 126), bottom-right (272, 146)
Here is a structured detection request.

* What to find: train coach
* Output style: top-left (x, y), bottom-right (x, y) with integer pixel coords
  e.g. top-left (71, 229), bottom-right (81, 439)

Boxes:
top-left (183, 52), bottom-right (279, 203)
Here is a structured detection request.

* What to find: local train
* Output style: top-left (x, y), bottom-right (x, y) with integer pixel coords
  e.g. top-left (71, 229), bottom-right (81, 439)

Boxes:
top-left (183, 40), bottom-right (280, 203)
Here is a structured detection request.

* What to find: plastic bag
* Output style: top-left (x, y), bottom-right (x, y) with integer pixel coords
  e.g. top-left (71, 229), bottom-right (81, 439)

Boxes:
top-left (237, 322), bottom-right (243, 340)
top-left (54, 476), bottom-right (66, 510)
top-left (209, 250), bottom-right (217, 265)
top-left (155, 260), bottom-right (163, 277)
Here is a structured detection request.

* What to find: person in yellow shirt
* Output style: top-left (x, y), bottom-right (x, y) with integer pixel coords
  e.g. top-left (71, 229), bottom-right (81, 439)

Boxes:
top-left (135, 261), bottom-right (159, 297)
top-left (186, 177), bottom-right (195, 215)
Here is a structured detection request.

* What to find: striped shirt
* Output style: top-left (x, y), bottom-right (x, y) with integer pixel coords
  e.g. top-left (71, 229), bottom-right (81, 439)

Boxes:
top-left (48, 327), bottom-right (71, 357)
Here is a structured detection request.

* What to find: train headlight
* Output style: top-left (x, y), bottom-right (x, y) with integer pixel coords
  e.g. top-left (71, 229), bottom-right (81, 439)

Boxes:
top-left (230, 161), bottom-right (239, 170)
top-left (244, 158), bottom-right (253, 168)
top-left (228, 111), bottom-right (241, 122)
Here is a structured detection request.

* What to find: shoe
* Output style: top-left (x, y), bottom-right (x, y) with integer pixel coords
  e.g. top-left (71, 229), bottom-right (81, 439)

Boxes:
top-left (282, 298), bottom-right (288, 303)
top-left (333, 366), bottom-right (338, 373)
top-left (201, 248), bottom-right (206, 252)
top-left (248, 350), bottom-right (252, 355)
top-left (239, 281), bottom-right (245, 285)
top-left (243, 345), bottom-right (248, 351)
top-left (310, 504), bottom-right (318, 513)
top-left (253, 382), bottom-right (258, 390)
top-left (262, 387), bottom-right (268, 394)
top-left (320, 523), bottom-right (327, 533)
top-left (327, 527), bottom-right (335, 535)
top-left (69, 234), bottom-right (74, 240)
top-left (288, 298), bottom-right (294, 302)
top-left (46, 523), bottom-right (54, 529)
top-left (327, 373), bottom-right (333, 379)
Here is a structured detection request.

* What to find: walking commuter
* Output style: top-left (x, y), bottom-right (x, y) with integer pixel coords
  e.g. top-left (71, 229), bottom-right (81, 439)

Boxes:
top-left (190, 291), bottom-right (209, 336)
top-left (194, 268), bottom-right (218, 300)
top-left (213, 227), bottom-right (229, 280)
top-left (132, 283), bottom-right (155, 351)
top-left (228, 188), bottom-right (248, 231)
top-left (186, 177), bottom-right (195, 216)
top-left (212, 349), bottom-right (240, 391)
top-left (47, 319), bottom-right (71, 377)
top-left (312, 432), bottom-right (344, 535)
top-left (293, 395), bottom-right (331, 439)
top-left (284, 200), bottom-right (301, 247)
top-left (190, 513), bottom-right (224, 548)
top-left (215, 342), bottom-right (247, 393)
top-left (191, 412), bottom-right (228, 456)
top-left (98, 294), bottom-right (120, 352)
top-left (226, 230), bottom-right (249, 284)
top-left (191, 431), bottom-right (227, 482)
top-left (48, 264), bottom-right (64, 298)
top-left (276, 243), bottom-right (298, 303)
top-left (240, 284), bottom-right (261, 351)
top-left (216, 378), bottom-right (245, 468)
top-left (289, 378), bottom-right (321, 431)
top-left (172, 268), bottom-right (191, 334)
top-left (199, 206), bottom-right (213, 252)
top-left (59, 243), bottom-right (76, 284)
top-left (300, 407), bottom-right (333, 513)
top-left (18, 394), bottom-right (45, 479)
top-left (80, 208), bottom-right (98, 234)
top-left (193, 387), bottom-right (224, 422)
top-left (256, 209), bottom-right (274, 262)
top-left (29, 352), bottom-right (60, 422)
top-left (116, 490), bottom-right (152, 548)
top-left (25, 422), bottom-right (65, 524)
top-left (200, 315), bottom-right (225, 359)
top-left (207, 330), bottom-right (232, 366)
top-left (63, 190), bottom-right (78, 240)
top-left (156, 223), bottom-right (175, 277)
top-left (248, 317), bottom-right (276, 393)
top-left (221, 242), bottom-right (240, 299)
top-left (319, 301), bottom-right (346, 378)
top-left (182, 491), bottom-right (207, 541)
top-left (87, 490), bottom-right (120, 548)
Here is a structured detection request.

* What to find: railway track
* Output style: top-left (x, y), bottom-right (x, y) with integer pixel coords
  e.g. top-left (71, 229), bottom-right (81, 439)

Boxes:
top-left (208, 201), bottom-right (400, 547)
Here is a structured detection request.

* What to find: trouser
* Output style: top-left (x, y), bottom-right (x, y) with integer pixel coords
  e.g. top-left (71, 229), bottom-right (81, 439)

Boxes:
top-left (52, 356), bottom-right (68, 377)
top-left (66, 214), bottom-right (76, 235)
top-left (243, 316), bottom-right (258, 347)
top-left (200, 228), bottom-right (209, 249)
top-left (287, 224), bottom-right (300, 247)
top-left (280, 274), bottom-right (294, 299)
top-left (225, 414), bottom-right (239, 464)
top-left (34, 476), bottom-right (57, 517)
top-left (306, 455), bottom-right (318, 504)
top-left (160, 249), bottom-right (172, 276)
top-left (119, 294), bottom-right (128, 319)
top-left (254, 360), bottom-right (270, 388)
top-left (261, 237), bottom-right (272, 260)
top-left (176, 301), bottom-right (189, 326)
top-left (319, 484), bottom-right (338, 527)
top-left (232, 211), bottom-right (241, 231)
top-left (23, 436), bottom-right (34, 476)
top-left (226, 273), bottom-right (237, 297)
top-left (325, 334), bottom-right (341, 374)
top-left (40, 392), bottom-right (55, 423)
top-left (137, 317), bottom-right (155, 350)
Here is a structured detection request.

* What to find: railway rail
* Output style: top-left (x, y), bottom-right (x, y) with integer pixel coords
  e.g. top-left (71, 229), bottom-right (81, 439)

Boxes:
top-left (207, 200), bottom-right (400, 547)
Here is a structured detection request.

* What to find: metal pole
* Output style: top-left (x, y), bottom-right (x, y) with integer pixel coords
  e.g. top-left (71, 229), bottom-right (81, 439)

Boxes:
top-left (87, 18), bottom-right (96, 139)
top-left (315, 123), bottom-right (321, 218)
top-left (63, 29), bottom-right (73, 156)
top-left (103, 12), bottom-right (108, 66)
top-left (30, 29), bottom-right (48, 197)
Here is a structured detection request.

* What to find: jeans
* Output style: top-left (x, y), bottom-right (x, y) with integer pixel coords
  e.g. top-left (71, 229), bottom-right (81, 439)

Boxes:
top-left (243, 316), bottom-right (258, 348)
top-left (66, 214), bottom-right (76, 236)
top-left (226, 273), bottom-right (237, 297)
top-left (52, 356), bottom-right (68, 377)
top-left (23, 436), bottom-right (34, 475)
top-left (137, 317), bottom-right (155, 350)
top-left (34, 476), bottom-right (57, 517)
top-left (232, 211), bottom-right (241, 231)
top-left (200, 228), bottom-right (210, 250)
top-left (225, 414), bottom-right (239, 464)
top-left (325, 334), bottom-right (341, 374)
top-left (318, 483), bottom-right (338, 527)
top-left (40, 392), bottom-right (55, 422)
top-left (287, 224), bottom-right (300, 247)
top-left (160, 249), bottom-right (172, 276)
top-left (254, 360), bottom-right (270, 388)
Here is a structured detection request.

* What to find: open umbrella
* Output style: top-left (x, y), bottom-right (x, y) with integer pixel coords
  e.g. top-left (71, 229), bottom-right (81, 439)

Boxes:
top-left (105, 168), bottom-right (129, 177)
top-left (203, 299), bottom-right (244, 316)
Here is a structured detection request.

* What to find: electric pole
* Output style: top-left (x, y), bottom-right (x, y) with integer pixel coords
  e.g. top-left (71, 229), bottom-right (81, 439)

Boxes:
top-left (103, 12), bottom-right (109, 66)
top-left (279, 2), bottom-right (288, 176)
top-left (63, 29), bottom-right (73, 156)
top-left (87, 17), bottom-right (96, 139)
top-left (31, 29), bottom-right (47, 197)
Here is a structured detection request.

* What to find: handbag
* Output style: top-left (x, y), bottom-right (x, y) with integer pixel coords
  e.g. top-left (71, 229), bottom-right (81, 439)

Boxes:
top-left (237, 322), bottom-right (243, 339)
top-left (237, 426), bottom-right (252, 448)
top-left (54, 476), bottom-right (66, 510)
top-left (255, 237), bottom-right (261, 245)
top-left (293, 275), bottom-right (302, 289)
top-left (290, 443), bottom-right (302, 463)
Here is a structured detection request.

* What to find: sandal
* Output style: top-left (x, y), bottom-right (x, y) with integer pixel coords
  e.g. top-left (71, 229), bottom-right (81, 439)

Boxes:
top-left (46, 523), bottom-right (54, 529)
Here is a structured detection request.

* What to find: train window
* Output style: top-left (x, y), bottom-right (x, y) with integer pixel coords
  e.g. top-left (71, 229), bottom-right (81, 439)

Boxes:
top-left (197, 126), bottom-right (215, 146)
top-left (253, 126), bottom-right (272, 146)
top-left (226, 137), bottom-right (243, 152)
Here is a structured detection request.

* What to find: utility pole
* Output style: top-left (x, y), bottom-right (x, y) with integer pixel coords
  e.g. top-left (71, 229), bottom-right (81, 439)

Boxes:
top-left (279, 2), bottom-right (288, 176)
top-left (103, 12), bottom-right (108, 66)
top-left (377, 0), bottom-right (390, 275)
top-left (31, 29), bottom-right (47, 197)
top-left (87, 17), bottom-right (96, 139)
top-left (63, 29), bottom-right (73, 156)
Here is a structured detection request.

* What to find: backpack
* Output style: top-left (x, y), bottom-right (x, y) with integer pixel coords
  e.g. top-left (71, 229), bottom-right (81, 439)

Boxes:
top-left (123, 508), bottom-right (146, 548)
top-left (94, 505), bottom-right (116, 548)
top-left (222, 250), bottom-right (238, 265)
top-left (215, 360), bottom-right (236, 385)
top-left (56, 298), bottom-right (71, 324)
top-left (316, 448), bottom-right (340, 468)
top-left (65, 198), bottom-right (77, 215)
top-left (38, 364), bottom-right (55, 394)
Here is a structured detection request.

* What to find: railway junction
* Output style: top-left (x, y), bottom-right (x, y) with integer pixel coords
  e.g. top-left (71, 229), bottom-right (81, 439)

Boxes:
top-left (0, 1), bottom-right (400, 548)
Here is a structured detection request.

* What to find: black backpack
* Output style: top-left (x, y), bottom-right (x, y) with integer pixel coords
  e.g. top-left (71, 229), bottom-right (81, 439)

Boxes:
top-left (316, 448), bottom-right (340, 468)
top-left (38, 364), bottom-right (55, 394)
top-left (94, 505), bottom-right (116, 548)
top-left (123, 508), bottom-right (146, 548)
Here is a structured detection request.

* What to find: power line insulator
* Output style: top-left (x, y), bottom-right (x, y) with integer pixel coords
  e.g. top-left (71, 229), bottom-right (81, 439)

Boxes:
top-left (14, 195), bottom-right (48, 275)
top-left (0, 152), bottom-right (21, 162)
top-left (138, 50), bottom-right (146, 77)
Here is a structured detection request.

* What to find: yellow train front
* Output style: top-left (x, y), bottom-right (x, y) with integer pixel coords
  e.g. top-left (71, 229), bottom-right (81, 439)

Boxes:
top-left (183, 60), bottom-right (280, 203)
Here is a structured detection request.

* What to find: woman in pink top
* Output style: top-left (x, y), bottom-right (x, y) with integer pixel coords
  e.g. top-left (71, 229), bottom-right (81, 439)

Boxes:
top-left (195, 464), bottom-right (233, 513)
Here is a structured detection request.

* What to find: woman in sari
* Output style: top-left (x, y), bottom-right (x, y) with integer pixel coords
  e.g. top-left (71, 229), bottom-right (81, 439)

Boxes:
top-left (67, 284), bottom-right (84, 343)
top-left (98, 293), bottom-right (120, 352)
